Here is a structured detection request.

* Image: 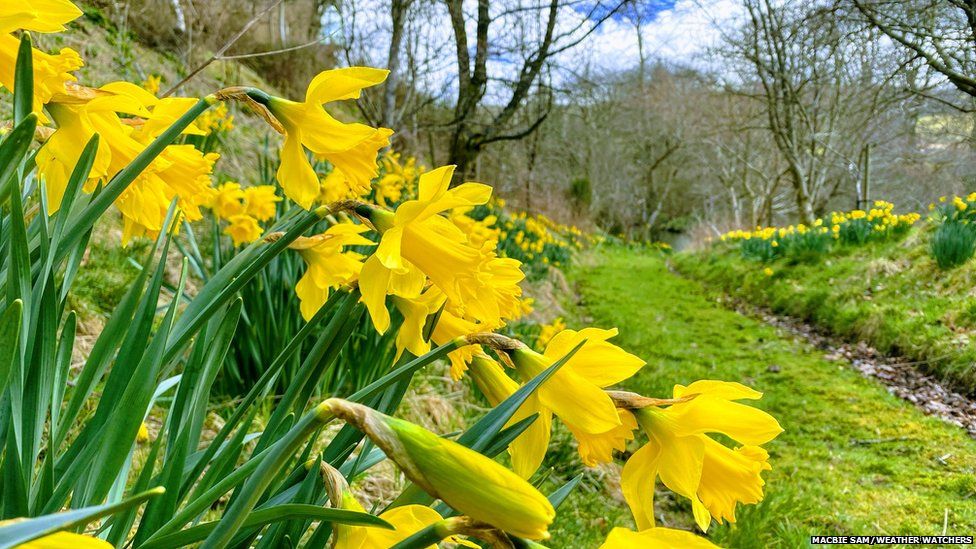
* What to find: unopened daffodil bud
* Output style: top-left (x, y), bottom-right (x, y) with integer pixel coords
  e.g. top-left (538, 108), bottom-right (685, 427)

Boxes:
top-left (323, 398), bottom-right (555, 540)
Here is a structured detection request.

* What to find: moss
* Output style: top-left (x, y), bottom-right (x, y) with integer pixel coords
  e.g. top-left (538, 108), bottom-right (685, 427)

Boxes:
top-left (550, 246), bottom-right (976, 547)
top-left (676, 228), bottom-right (976, 393)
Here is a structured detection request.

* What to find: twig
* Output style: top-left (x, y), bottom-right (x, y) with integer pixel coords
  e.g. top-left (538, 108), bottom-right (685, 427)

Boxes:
top-left (217, 36), bottom-right (325, 60)
top-left (161, 0), bottom-right (285, 98)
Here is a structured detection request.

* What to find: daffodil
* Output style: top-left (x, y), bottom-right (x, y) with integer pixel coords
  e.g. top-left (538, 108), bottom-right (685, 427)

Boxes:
top-left (333, 490), bottom-right (443, 549)
top-left (600, 526), bottom-right (719, 548)
top-left (535, 317), bottom-right (567, 350)
top-left (209, 181), bottom-right (246, 219)
top-left (470, 328), bottom-right (643, 477)
top-left (0, 35), bottom-right (83, 121)
top-left (0, 0), bottom-right (82, 34)
top-left (357, 165), bottom-right (497, 333)
top-left (621, 380), bottom-right (783, 532)
top-left (137, 422), bottom-right (151, 443)
top-left (265, 67), bottom-right (393, 209)
top-left (224, 214), bottom-right (263, 246)
top-left (38, 82), bottom-right (218, 242)
top-left (242, 185), bottom-right (280, 221)
top-left (324, 398), bottom-right (555, 540)
top-left (0, 0), bottom-right (83, 120)
top-left (510, 327), bottom-right (644, 436)
top-left (141, 73), bottom-right (161, 94)
top-left (292, 223), bottom-right (374, 320)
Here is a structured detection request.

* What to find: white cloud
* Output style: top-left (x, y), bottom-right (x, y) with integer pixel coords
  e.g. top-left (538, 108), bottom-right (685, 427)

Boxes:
top-left (561, 0), bottom-right (744, 73)
top-left (336, 0), bottom-right (744, 99)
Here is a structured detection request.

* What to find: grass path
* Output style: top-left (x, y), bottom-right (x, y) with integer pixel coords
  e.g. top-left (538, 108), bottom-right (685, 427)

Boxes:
top-left (550, 246), bottom-right (976, 547)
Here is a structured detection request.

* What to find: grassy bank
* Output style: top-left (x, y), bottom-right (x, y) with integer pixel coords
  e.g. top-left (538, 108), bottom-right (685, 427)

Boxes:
top-left (551, 246), bottom-right (976, 547)
top-left (675, 229), bottom-right (976, 394)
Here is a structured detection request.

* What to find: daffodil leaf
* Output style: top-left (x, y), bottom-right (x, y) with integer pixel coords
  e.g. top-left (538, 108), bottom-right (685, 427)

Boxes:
top-left (0, 300), bottom-right (23, 401)
top-left (547, 473), bottom-right (583, 508)
top-left (0, 113), bottom-right (37, 205)
top-left (12, 33), bottom-right (32, 126)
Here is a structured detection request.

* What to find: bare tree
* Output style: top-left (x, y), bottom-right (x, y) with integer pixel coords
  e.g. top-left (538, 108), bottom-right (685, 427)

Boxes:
top-left (852, 0), bottom-right (976, 107)
top-left (443, 0), bottom-right (629, 181)
top-left (724, 0), bottom-right (905, 222)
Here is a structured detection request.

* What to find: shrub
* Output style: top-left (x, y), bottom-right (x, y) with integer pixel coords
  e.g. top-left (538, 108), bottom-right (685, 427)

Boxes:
top-left (931, 220), bottom-right (976, 269)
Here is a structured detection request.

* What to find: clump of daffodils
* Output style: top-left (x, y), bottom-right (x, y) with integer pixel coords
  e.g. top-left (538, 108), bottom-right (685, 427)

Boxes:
top-left (931, 192), bottom-right (976, 224)
top-left (721, 200), bottom-right (920, 262)
top-left (204, 181), bottom-right (282, 245)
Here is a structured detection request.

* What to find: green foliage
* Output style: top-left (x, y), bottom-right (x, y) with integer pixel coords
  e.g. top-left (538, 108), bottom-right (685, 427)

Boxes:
top-left (568, 177), bottom-right (592, 210)
top-left (739, 236), bottom-right (780, 262)
top-left (931, 220), bottom-right (976, 269)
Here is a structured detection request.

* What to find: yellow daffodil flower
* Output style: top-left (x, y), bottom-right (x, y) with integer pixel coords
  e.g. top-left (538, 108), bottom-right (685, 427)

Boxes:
top-left (600, 526), bottom-right (719, 548)
top-left (137, 422), bottom-right (150, 443)
top-left (292, 223), bottom-right (374, 320)
top-left (358, 164), bottom-right (495, 333)
top-left (621, 380), bottom-right (783, 532)
top-left (477, 327), bottom-right (644, 477)
top-left (265, 67), bottom-right (393, 209)
top-left (0, 35), bottom-right (83, 121)
top-left (39, 83), bottom-right (218, 242)
top-left (141, 73), bottom-right (161, 94)
top-left (0, 0), bottom-right (82, 35)
top-left (208, 181), bottom-right (246, 219)
top-left (325, 398), bottom-right (555, 540)
top-left (242, 185), bottom-right (280, 221)
top-left (224, 214), bottom-right (263, 246)
top-left (0, 0), bottom-right (83, 120)
top-left (333, 490), bottom-right (442, 549)
top-left (535, 317), bottom-right (567, 350)
top-left (511, 327), bottom-right (644, 435)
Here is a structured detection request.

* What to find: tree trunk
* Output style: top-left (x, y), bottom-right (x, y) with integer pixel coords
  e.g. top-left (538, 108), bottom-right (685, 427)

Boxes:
top-left (382, 0), bottom-right (410, 130)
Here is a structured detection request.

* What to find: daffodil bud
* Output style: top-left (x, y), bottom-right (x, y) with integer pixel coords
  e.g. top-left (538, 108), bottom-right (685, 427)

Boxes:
top-left (323, 398), bottom-right (555, 540)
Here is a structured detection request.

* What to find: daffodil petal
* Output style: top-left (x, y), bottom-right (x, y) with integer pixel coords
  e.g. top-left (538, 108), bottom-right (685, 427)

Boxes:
top-left (620, 442), bottom-right (661, 531)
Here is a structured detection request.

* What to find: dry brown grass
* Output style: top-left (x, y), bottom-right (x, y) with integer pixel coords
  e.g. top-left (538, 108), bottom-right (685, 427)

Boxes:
top-left (83, 0), bottom-right (339, 97)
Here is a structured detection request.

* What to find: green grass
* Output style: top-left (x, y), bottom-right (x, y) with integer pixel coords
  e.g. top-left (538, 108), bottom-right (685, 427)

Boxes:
top-left (549, 245), bottom-right (976, 547)
top-left (675, 229), bottom-right (976, 393)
